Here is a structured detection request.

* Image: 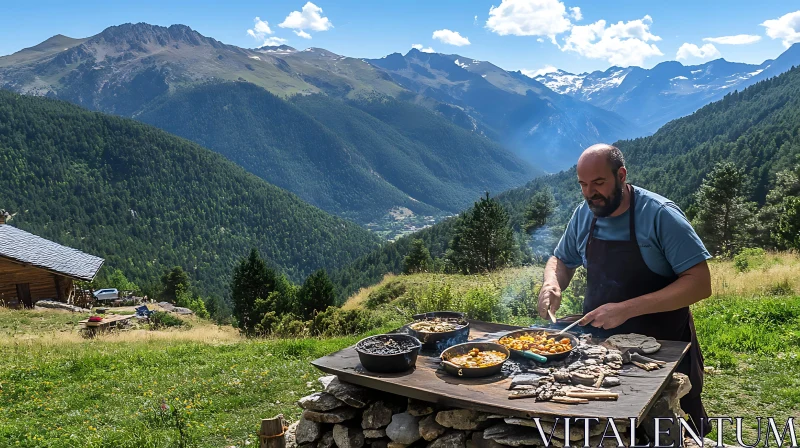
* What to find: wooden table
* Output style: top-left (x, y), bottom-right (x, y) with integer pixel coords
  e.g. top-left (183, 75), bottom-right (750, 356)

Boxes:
top-left (311, 321), bottom-right (690, 421)
top-left (79, 314), bottom-right (135, 333)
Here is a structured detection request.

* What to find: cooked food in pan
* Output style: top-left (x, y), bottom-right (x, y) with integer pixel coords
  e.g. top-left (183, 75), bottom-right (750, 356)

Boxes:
top-left (498, 332), bottom-right (573, 355)
top-left (447, 347), bottom-right (507, 368)
top-left (409, 318), bottom-right (463, 333)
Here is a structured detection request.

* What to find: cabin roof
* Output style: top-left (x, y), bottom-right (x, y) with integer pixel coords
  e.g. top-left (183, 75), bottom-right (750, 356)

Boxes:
top-left (0, 224), bottom-right (104, 281)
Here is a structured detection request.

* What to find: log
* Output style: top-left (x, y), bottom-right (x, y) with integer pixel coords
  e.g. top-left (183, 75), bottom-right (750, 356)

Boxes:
top-left (259, 414), bottom-right (287, 448)
top-left (551, 397), bottom-right (589, 404)
top-left (565, 391), bottom-right (619, 401)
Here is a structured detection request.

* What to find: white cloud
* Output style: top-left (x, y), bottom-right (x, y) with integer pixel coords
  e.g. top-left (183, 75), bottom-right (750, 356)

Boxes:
top-left (412, 44), bottom-right (423, 50)
top-left (761, 10), bottom-right (800, 48)
top-left (262, 37), bottom-right (289, 47)
top-left (486, 0), bottom-right (572, 39)
top-left (521, 65), bottom-right (558, 77)
top-left (294, 30), bottom-right (312, 39)
top-left (432, 29), bottom-right (471, 46)
top-left (474, 15), bottom-right (478, 25)
top-left (247, 17), bottom-right (273, 41)
top-left (561, 15), bottom-right (663, 66)
top-left (411, 44), bottom-right (436, 53)
top-left (676, 42), bottom-right (720, 61)
top-left (279, 2), bottom-right (333, 39)
top-left (703, 34), bottom-right (761, 45)
top-left (537, 37), bottom-right (544, 43)
top-left (569, 6), bottom-right (582, 21)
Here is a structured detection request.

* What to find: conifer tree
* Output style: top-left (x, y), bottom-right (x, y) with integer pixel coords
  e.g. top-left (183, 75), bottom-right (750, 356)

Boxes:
top-left (447, 193), bottom-right (515, 274)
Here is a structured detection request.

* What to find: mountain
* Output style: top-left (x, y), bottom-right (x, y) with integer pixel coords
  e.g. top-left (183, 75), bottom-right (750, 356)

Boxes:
top-left (365, 49), bottom-right (643, 172)
top-left (0, 90), bottom-right (382, 298)
top-left (0, 23), bottom-right (538, 223)
top-left (136, 82), bottom-right (537, 222)
top-left (534, 43), bottom-right (800, 133)
top-left (333, 65), bottom-right (800, 298)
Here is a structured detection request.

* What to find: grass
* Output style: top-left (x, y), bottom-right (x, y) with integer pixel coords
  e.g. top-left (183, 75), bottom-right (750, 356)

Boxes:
top-left (0, 253), bottom-right (798, 447)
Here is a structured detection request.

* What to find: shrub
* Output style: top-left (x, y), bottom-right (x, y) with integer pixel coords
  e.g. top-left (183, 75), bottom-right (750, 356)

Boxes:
top-left (272, 313), bottom-right (308, 337)
top-left (410, 283), bottom-right (506, 321)
top-left (462, 287), bottom-right (503, 322)
top-left (310, 307), bottom-right (391, 337)
top-left (733, 247), bottom-right (767, 272)
top-left (150, 311), bottom-right (185, 329)
top-left (765, 279), bottom-right (794, 296)
top-left (366, 280), bottom-right (407, 309)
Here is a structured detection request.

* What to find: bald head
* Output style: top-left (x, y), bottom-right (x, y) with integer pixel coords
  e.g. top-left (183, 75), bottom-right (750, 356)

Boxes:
top-left (577, 144), bottom-right (627, 217)
top-left (578, 144), bottom-right (625, 174)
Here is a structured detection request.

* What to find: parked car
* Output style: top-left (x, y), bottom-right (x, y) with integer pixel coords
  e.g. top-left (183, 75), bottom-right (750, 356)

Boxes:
top-left (93, 288), bottom-right (120, 301)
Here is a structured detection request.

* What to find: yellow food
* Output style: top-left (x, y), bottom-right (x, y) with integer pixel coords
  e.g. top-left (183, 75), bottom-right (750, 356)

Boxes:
top-left (498, 332), bottom-right (573, 355)
top-left (447, 348), bottom-right (507, 368)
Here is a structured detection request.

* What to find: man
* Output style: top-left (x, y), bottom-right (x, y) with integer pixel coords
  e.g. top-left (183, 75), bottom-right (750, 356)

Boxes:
top-left (538, 144), bottom-right (712, 435)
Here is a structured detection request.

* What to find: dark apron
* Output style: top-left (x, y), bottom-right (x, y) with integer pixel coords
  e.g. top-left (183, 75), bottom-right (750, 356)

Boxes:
top-left (583, 184), bottom-right (709, 436)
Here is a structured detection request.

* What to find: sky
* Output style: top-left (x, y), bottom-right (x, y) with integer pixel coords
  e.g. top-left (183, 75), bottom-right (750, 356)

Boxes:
top-left (1, 0), bottom-right (799, 75)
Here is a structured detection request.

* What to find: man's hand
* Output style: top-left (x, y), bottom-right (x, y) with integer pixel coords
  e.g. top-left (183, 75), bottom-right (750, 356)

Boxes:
top-left (580, 302), bottom-right (630, 330)
top-left (538, 284), bottom-right (562, 320)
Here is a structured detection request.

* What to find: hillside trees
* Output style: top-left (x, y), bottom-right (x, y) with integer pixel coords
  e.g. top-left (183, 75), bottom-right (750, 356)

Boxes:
top-left (447, 193), bottom-right (516, 274)
top-left (691, 162), bottom-right (757, 256)
top-left (523, 188), bottom-right (556, 233)
top-left (403, 239), bottom-right (433, 274)
top-left (296, 270), bottom-right (336, 320)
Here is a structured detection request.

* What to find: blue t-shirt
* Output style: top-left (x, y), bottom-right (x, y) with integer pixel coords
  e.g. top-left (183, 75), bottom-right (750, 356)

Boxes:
top-left (554, 185), bottom-right (712, 277)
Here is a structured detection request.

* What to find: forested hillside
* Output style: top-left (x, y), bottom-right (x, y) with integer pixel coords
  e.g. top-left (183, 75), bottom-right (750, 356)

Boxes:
top-left (137, 83), bottom-right (536, 222)
top-left (333, 66), bottom-right (800, 298)
top-left (0, 91), bottom-right (381, 297)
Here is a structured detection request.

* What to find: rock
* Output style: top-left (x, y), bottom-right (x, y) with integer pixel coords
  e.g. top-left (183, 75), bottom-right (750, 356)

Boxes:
top-left (435, 410), bottom-right (490, 430)
top-left (503, 418), bottom-right (604, 441)
top-left (641, 396), bottom-right (681, 446)
top-left (285, 421), bottom-right (299, 448)
top-left (662, 373), bottom-right (692, 413)
top-left (386, 413), bottom-right (421, 445)
top-left (302, 407), bottom-right (359, 424)
top-left (509, 373), bottom-right (547, 388)
top-left (34, 300), bottom-right (89, 312)
top-left (429, 431), bottom-right (466, 448)
top-left (325, 377), bottom-right (371, 408)
top-left (364, 429), bottom-right (387, 439)
top-left (334, 424), bottom-right (365, 448)
top-left (318, 431), bottom-right (335, 448)
top-left (371, 441), bottom-right (389, 448)
top-left (318, 375), bottom-right (337, 389)
top-left (482, 423), bottom-right (544, 447)
top-left (299, 392), bottom-right (346, 412)
top-left (408, 399), bottom-right (435, 417)
top-left (601, 376), bottom-right (621, 387)
top-left (552, 434), bottom-right (621, 448)
top-left (363, 401), bottom-right (396, 429)
top-left (471, 431), bottom-right (506, 448)
top-left (299, 444), bottom-right (315, 448)
top-left (297, 417), bottom-right (324, 444)
top-left (387, 443), bottom-right (408, 448)
top-left (419, 415), bottom-right (447, 441)
top-left (603, 334), bottom-right (661, 354)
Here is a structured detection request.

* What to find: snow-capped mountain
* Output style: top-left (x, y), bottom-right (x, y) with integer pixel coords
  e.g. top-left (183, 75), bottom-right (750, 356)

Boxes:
top-left (533, 43), bottom-right (800, 133)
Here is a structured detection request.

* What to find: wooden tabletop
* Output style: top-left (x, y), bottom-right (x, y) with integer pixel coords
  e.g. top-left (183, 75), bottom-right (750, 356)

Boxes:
top-left (311, 320), bottom-right (690, 421)
top-left (79, 314), bottom-right (134, 327)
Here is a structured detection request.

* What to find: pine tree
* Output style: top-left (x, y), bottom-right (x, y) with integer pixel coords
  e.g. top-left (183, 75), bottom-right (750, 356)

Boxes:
top-left (159, 266), bottom-right (190, 303)
top-left (230, 249), bottom-right (278, 334)
top-left (403, 239), bottom-right (432, 274)
top-left (297, 269), bottom-right (336, 320)
top-left (447, 193), bottom-right (515, 274)
top-left (523, 188), bottom-right (555, 233)
top-left (691, 162), bottom-right (757, 256)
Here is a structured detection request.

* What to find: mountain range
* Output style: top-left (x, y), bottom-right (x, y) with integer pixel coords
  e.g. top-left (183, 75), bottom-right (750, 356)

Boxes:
top-left (534, 43), bottom-right (800, 133)
top-left (333, 65), bottom-right (800, 299)
top-left (0, 23), bottom-right (541, 222)
top-left (0, 90), bottom-right (381, 298)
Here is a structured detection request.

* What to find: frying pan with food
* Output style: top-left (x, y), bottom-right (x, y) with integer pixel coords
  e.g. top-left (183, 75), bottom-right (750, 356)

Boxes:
top-left (440, 342), bottom-right (509, 378)
top-left (497, 328), bottom-right (580, 362)
top-left (406, 311), bottom-right (470, 348)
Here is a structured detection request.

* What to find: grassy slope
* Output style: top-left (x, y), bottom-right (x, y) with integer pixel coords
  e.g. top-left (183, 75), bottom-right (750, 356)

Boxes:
top-left (0, 253), bottom-right (798, 447)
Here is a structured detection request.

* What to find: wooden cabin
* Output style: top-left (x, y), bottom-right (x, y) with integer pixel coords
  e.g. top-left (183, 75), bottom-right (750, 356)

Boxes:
top-left (0, 216), bottom-right (104, 308)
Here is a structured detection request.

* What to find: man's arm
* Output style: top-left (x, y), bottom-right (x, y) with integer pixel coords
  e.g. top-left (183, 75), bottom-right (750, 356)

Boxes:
top-left (537, 256), bottom-right (577, 319)
top-left (581, 259), bottom-right (711, 329)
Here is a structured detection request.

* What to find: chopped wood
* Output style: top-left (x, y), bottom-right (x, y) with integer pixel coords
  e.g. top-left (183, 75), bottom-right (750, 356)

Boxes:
top-left (551, 397), bottom-right (589, 404)
top-left (565, 391), bottom-right (619, 401)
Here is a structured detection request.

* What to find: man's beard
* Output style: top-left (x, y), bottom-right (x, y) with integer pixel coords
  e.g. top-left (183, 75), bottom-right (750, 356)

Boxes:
top-left (586, 178), bottom-right (624, 217)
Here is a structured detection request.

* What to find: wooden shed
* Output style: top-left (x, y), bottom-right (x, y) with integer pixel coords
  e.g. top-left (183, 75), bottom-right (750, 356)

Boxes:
top-left (0, 218), bottom-right (104, 308)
